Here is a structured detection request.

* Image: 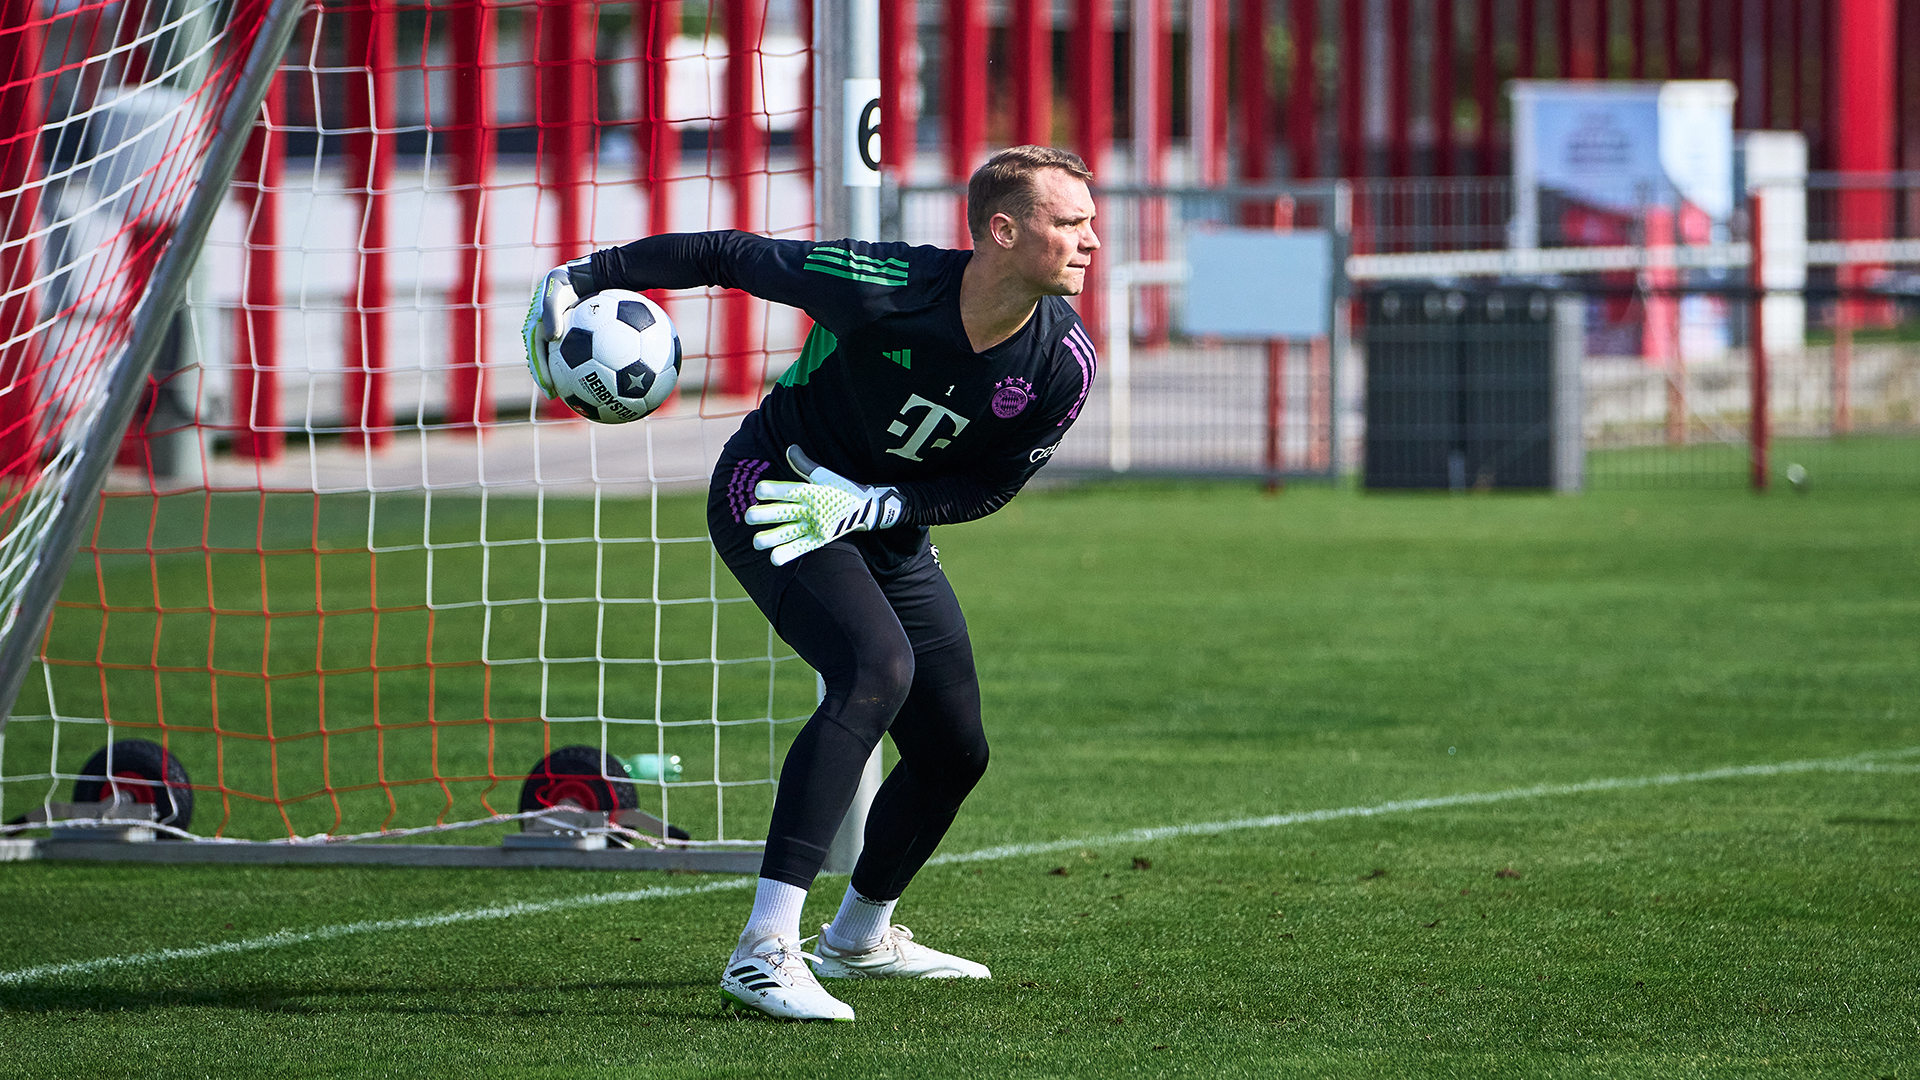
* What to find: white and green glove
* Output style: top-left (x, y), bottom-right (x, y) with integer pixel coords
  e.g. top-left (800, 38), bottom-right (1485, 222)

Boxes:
top-left (523, 258), bottom-right (592, 399)
top-left (744, 446), bottom-right (905, 566)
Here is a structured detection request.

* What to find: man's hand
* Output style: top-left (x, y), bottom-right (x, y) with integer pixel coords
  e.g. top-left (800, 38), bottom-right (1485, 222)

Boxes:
top-left (744, 446), bottom-right (904, 566)
top-left (523, 258), bottom-right (592, 398)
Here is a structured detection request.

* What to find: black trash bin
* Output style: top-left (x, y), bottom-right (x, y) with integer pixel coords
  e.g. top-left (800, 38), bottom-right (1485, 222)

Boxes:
top-left (1362, 287), bottom-right (1556, 490)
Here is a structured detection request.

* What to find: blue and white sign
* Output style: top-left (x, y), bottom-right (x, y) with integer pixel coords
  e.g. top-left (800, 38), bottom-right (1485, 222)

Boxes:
top-left (1510, 80), bottom-right (1735, 248)
top-left (1183, 229), bottom-right (1332, 339)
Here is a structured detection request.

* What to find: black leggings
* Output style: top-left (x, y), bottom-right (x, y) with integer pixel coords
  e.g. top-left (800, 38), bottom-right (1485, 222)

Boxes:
top-left (709, 451), bottom-right (989, 901)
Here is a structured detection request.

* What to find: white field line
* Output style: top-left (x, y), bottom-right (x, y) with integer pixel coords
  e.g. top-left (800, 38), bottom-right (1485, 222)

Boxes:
top-left (3, 747), bottom-right (1915, 987)
top-left (926, 748), bottom-right (1920, 866)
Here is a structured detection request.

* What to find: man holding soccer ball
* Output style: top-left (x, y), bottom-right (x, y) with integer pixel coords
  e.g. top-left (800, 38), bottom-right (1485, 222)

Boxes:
top-left (524, 146), bottom-right (1100, 1022)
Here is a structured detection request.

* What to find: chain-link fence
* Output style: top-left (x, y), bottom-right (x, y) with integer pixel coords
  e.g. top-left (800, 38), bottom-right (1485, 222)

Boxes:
top-left (889, 177), bottom-right (1917, 491)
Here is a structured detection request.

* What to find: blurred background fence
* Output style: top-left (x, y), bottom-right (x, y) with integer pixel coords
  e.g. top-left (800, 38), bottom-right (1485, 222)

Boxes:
top-left (896, 175), bottom-right (1917, 491)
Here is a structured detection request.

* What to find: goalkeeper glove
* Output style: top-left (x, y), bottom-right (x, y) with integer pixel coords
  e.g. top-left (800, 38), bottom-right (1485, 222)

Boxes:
top-left (523, 257), bottom-right (595, 399)
top-left (744, 446), bottom-right (905, 567)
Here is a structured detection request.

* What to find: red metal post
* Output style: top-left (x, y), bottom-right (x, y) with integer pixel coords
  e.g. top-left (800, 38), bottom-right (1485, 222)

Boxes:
top-left (1339, 0), bottom-right (1364, 178)
top-left (1596, 0), bottom-right (1611, 77)
top-left (1264, 340), bottom-right (1285, 479)
top-left (536, 0), bottom-right (593, 412)
top-left (947, 0), bottom-right (986, 245)
top-left (1731, 0), bottom-right (1749, 123)
top-left (1816, 1), bottom-right (1832, 166)
top-left (1835, 0), bottom-right (1895, 328)
top-left (543, 0), bottom-right (593, 251)
top-left (1306, 335), bottom-right (1329, 471)
top-left (880, 0), bottom-right (916, 183)
top-left (1694, 0), bottom-right (1710, 78)
top-left (1758, 0), bottom-right (1773, 126)
top-left (0, 0), bottom-right (45, 476)
top-left (1565, 0), bottom-right (1599, 78)
top-left (1903, 0), bottom-right (1920, 233)
top-left (723, 0), bottom-right (765, 396)
top-left (343, 0), bottom-right (394, 448)
top-left (1071, 0), bottom-right (1111, 173)
top-left (1631, 0), bottom-right (1646, 79)
top-left (1748, 189), bottom-right (1768, 489)
top-left (1388, 0), bottom-right (1409, 177)
top-left (1287, 0), bottom-right (1316, 180)
top-left (1131, 0), bottom-right (1169, 341)
top-left (1518, 0), bottom-right (1537, 77)
top-left (1432, 0), bottom-right (1454, 177)
top-left (1557, 0), bottom-right (1572, 76)
top-left (1011, 0), bottom-right (1051, 147)
top-left (232, 69), bottom-right (284, 459)
top-left (1239, 0), bottom-right (1271, 189)
top-left (1663, 0), bottom-right (1678, 79)
top-left (643, 0), bottom-right (678, 367)
top-left (446, 0), bottom-right (493, 431)
top-left (1071, 0), bottom-right (1110, 345)
top-left (644, 0), bottom-right (679, 239)
top-left (1475, 0), bottom-right (1497, 175)
top-left (1790, 0), bottom-right (1806, 131)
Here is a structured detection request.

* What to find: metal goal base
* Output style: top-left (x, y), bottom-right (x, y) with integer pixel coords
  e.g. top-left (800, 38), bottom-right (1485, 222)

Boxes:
top-left (0, 837), bottom-right (760, 873)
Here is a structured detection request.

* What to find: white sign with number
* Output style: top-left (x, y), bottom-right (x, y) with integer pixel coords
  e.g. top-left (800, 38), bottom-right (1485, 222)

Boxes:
top-left (843, 77), bottom-right (880, 188)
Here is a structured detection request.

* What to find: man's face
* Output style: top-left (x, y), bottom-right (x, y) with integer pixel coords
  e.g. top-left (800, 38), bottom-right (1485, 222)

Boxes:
top-left (997, 169), bottom-right (1100, 296)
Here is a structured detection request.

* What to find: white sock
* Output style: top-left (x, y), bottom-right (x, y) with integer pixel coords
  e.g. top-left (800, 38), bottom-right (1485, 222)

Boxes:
top-left (822, 885), bottom-right (897, 953)
top-left (736, 877), bottom-right (808, 954)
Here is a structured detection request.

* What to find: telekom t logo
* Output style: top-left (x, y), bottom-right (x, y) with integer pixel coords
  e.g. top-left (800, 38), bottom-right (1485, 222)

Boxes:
top-left (884, 394), bottom-right (970, 461)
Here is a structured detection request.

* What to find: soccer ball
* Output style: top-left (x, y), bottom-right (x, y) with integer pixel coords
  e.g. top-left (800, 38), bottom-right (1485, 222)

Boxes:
top-left (548, 289), bottom-right (681, 423)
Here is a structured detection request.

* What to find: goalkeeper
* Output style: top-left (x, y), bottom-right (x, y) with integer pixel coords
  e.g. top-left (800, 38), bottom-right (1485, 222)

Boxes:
top-left (525, 145), bottom-right (1100, 1022)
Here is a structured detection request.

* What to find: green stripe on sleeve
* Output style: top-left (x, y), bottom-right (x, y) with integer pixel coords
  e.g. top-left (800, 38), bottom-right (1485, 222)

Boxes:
top-left (804, 247), bottom-right (909, 286)
top-left (777, 324), bottom-right (839, 387)
top-left (804, 263), bottom-right (910, 286)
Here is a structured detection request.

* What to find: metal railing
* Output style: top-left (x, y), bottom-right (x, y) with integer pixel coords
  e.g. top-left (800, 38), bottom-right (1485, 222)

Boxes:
top-left (890, 176), bottom-right (1918, 490)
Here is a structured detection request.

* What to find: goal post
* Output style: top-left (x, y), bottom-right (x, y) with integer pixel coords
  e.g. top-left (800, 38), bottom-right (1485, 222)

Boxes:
top-left (0, 0), bottom-right (309, 731)
top-left (810, 0), bottom-right (882, 876)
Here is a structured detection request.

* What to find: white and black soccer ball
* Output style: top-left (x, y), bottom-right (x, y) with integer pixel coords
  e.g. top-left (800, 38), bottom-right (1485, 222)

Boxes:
top-left (548, 289), bottom-right (681, 423)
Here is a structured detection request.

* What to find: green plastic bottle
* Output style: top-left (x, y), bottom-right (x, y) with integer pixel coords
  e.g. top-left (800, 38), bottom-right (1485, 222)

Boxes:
top-left (617, 752), bottom-right (683, 782)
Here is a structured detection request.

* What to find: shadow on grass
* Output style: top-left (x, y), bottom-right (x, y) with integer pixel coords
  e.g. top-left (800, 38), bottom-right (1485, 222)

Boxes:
top-left (0, 977), bottom-right (713, 1018)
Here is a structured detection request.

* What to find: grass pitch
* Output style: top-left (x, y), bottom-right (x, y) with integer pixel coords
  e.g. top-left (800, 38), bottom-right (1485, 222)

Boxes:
top-left (1, 472), bottom-right (1916, 1077)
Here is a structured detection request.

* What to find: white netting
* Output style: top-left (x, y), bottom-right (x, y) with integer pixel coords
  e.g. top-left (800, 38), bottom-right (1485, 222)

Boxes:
top-left (2, 0), bottom-right (819, 847)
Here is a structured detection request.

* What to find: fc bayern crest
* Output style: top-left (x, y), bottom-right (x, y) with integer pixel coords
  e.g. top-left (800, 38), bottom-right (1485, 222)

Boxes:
top-left (990, 377), bottom-right (1034, 419)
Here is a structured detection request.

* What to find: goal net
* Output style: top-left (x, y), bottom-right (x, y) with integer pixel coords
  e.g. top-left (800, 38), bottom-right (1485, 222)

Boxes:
top-left (1, 0), bottom-right (818, 854)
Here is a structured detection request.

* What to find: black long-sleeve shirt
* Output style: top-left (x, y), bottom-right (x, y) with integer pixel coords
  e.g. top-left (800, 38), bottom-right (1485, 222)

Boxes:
top-left (578, 230), bottom-right (1098, 528)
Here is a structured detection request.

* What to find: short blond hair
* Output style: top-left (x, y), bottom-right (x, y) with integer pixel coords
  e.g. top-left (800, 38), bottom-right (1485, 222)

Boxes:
top-left (966, 145), bottom-right (1094, 242)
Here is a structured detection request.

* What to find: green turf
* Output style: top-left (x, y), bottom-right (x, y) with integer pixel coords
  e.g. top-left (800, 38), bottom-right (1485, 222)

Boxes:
top-left (0, 469), bottom-right (1916, 1076)
top-left (1587, 434), bottom-right (1919, 489)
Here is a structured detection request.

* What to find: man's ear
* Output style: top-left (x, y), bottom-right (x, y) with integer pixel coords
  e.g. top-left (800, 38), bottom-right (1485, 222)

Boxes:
top-left (990, 211), bottom-right (1020, 250)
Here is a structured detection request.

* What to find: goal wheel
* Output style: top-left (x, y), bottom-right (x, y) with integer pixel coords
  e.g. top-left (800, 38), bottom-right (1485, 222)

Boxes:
top-left (71, 739), bottom-right (193, 832)
top-left (517, 746), bottom-right (639, 827)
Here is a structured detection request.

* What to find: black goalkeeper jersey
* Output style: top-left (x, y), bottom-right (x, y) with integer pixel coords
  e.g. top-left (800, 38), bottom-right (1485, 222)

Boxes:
top-left (579, 231), bottom-right (1098, 530)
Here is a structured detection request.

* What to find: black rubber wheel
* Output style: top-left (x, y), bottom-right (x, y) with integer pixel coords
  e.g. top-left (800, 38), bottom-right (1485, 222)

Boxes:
top-left (517, 745), bottom-right (639, 828)
top-left (71, 739), bottom-right (193, 832)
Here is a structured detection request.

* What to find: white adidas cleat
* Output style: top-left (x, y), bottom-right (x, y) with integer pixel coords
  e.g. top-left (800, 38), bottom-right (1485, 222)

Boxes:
top-left (811, 924), bottom-right (991, 980)
top-left (720, 935), bottom-right (856, 1022)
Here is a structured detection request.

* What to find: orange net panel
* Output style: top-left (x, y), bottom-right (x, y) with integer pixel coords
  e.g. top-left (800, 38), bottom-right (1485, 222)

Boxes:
top-left (4, 0), bottom-right (817, 845)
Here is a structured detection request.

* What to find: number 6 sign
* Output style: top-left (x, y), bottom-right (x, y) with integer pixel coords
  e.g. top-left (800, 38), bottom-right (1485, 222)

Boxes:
top-left (843, 77), bottom-right (880, 187)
